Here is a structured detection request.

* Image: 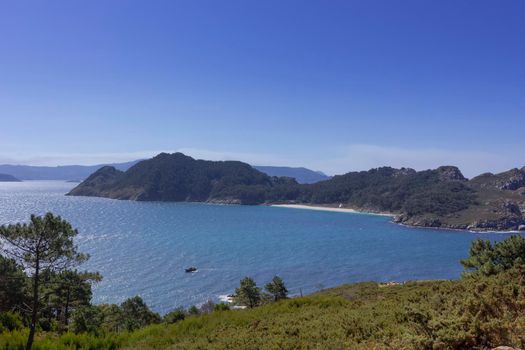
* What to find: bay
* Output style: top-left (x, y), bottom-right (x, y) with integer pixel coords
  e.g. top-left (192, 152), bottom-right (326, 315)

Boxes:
top-left (0, 181), bottom-right (519, 314)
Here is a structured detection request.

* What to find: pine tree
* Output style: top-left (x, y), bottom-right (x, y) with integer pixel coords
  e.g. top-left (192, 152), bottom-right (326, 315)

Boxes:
top-left (235, 277), bottom-right (261, 308)
top-left (265, 275), bottom-right (288, 301)
top-left (0, 213), bottom-right (87, 350)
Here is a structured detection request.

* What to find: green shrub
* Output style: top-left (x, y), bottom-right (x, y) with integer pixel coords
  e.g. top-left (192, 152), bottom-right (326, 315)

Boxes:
top-left (213, 303), bottom-right (230, 312)
top-left (71, 305), bottom-right (103, 334)
top-left (187, 305), bottom-right (199, 316)
top-left (0, 329), bottom-right (123, 350)
top-left (163, 308), bottom-right (185, 324)
top-left (120, 268), bottom-right (525, 350)
top-left (0, 311), bottom-right (23, 332)
top-left (461, 235), bottom-right (525, 276)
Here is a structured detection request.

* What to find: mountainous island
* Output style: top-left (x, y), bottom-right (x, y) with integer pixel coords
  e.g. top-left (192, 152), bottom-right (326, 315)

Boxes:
top-left (0, 161), bottom-right (141, 181)
top-left (0, 173), bottom-right (21, 182)
top-left (68, 152), bottom-right (525, 232)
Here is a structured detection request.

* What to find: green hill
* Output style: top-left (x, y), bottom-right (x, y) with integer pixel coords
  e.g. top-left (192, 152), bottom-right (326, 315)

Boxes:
top-left (68, 153), bottom-right (525, 231)
top-left (68, 152), bottom-right (298, 204)
top-left (301, 165), bottom-right (524, 231)
top-left (298, 166), bottom-right (475, 216)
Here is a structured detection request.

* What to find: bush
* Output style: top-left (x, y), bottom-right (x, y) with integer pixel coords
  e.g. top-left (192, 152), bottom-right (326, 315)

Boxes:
top-left (0, 311), bottom-right (23, 332)
top-left (0, 329), bottom-right (124, 350)
top-left (71, 305), bottom-right (103, 334)
top-left (120, 296), bottom-right (161, 331)
top-left (187, 305), bottom-right (200, 316)
top-left (199, 299), bottom-right (215, 314)
top-left (213, 303), bottom-right (230, 312)
top-left (461, 235), bottom-right (525, 276)
top-left (163, 308), bottom-right (185, 324)
top-left (37, 317), bottom-right (58, 332)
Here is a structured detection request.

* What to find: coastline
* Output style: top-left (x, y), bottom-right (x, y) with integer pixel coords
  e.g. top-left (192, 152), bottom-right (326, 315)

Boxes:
top-left (395, 221), bottom-right (522, 234)
top-left (271, 204), bottom-right (524, 234)
top-left (64, 184), bottom-right (524, 234)
top-left (270, 204), bottom-right (394, 217)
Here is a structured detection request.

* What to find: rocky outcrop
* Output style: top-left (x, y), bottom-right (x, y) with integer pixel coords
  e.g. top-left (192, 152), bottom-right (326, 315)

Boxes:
top-left (466, 199), bottom-right (525, 231)
top-left (394, 215), bottom-right (444, 228)
top-left (395, 216), bottom-right (472, 230)
top-left (437, 166), bottom-right (467, 181)
top-left (499, 168), bottom-right (525, 190)
top-left (394, 197), bottom-right (525, 232)
top-left (467, 218), bottom-right (525, 232)
top-left (465, 199), bottom-right (525, 231)
top-left (207, 198), bottom-right (243, 205)
top-left (392, 167), bottom-right (416, 177)
top-left (470, 167), bottom-right (525, 191)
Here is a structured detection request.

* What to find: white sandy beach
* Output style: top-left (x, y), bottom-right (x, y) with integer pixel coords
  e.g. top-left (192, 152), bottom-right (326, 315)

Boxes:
top-left (271, 204), bottom-right (394, 217)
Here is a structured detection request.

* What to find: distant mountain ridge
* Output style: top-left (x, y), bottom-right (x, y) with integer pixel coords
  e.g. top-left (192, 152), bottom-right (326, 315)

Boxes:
top-left (253, 166), bottom-right (329, 184)
top-left (0, 161), bottom-right (328, 183)
top-left (68, 152), bottom-right (525, 232)
top-left (0, 161), bottom-right (141, 181)
top-left (0, 173), bottom-right (21, 182)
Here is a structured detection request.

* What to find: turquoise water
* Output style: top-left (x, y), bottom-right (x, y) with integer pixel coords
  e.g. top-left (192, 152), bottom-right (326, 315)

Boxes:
top-left (0, 181), bottom-right (520, 314)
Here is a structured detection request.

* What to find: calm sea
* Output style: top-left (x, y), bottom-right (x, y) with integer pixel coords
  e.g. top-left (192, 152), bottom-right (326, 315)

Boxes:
top-left (0, 181), bottom-right (520, 314)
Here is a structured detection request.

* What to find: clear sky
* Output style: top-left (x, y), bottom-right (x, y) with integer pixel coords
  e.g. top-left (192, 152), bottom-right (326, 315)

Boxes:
top-left (0, 1), bottom-right (523, 177)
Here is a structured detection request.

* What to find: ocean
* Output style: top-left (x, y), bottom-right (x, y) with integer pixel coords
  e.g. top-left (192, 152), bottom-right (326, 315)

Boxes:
top-left (0, 180), bottom-right (519, 314)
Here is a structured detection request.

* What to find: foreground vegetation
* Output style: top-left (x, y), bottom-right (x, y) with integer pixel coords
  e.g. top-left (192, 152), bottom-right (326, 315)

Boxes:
top-left (121, 271), bottom-right (525, 350)
top-left (2, 267), bottom-right (525, 349)
top-left (2, 214), bottom-right (525, 349)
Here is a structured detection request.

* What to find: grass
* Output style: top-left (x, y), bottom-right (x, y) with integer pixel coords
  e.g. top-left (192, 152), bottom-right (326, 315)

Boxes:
top-left (120, 273), bottom-right (525, 350)
top-left (2, 270), bottom-right (525, 350)
top-left (0, 329), bottom-right (124, 350)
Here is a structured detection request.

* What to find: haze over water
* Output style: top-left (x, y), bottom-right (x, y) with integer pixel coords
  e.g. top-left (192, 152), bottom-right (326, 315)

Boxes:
top-left (0, 181), bottom-right (520, 314)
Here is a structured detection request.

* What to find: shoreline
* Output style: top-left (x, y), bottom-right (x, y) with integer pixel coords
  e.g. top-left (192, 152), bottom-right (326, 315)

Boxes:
top-left (395, 221), bottom-right (522, 234)
top-left (271, 204), bottom-right (524, 234)
top-left (64, 189), bottom-right (525, 234)
top-left (270, 204), bottom-right (394, 217)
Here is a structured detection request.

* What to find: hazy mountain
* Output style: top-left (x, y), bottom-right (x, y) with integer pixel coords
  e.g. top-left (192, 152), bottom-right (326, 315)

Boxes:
top-left (253, 166), bottom-right (329, 184)
top-left (0, 160), bottom-right (141, 181)
top-left (0, 160), bottom-right (328, 183)
top-left (0, 173), bottom-right (21, 182)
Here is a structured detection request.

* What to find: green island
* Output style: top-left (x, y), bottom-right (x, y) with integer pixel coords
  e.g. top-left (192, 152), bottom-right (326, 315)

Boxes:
top-left (2, 213), bottom-right (525, 350)
top-left (68, 152), bottom-right (525, 232)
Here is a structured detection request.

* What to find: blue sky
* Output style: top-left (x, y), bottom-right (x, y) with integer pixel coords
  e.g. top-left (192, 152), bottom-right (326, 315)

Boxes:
top-left (0, 1), bottom-right (523, 177)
